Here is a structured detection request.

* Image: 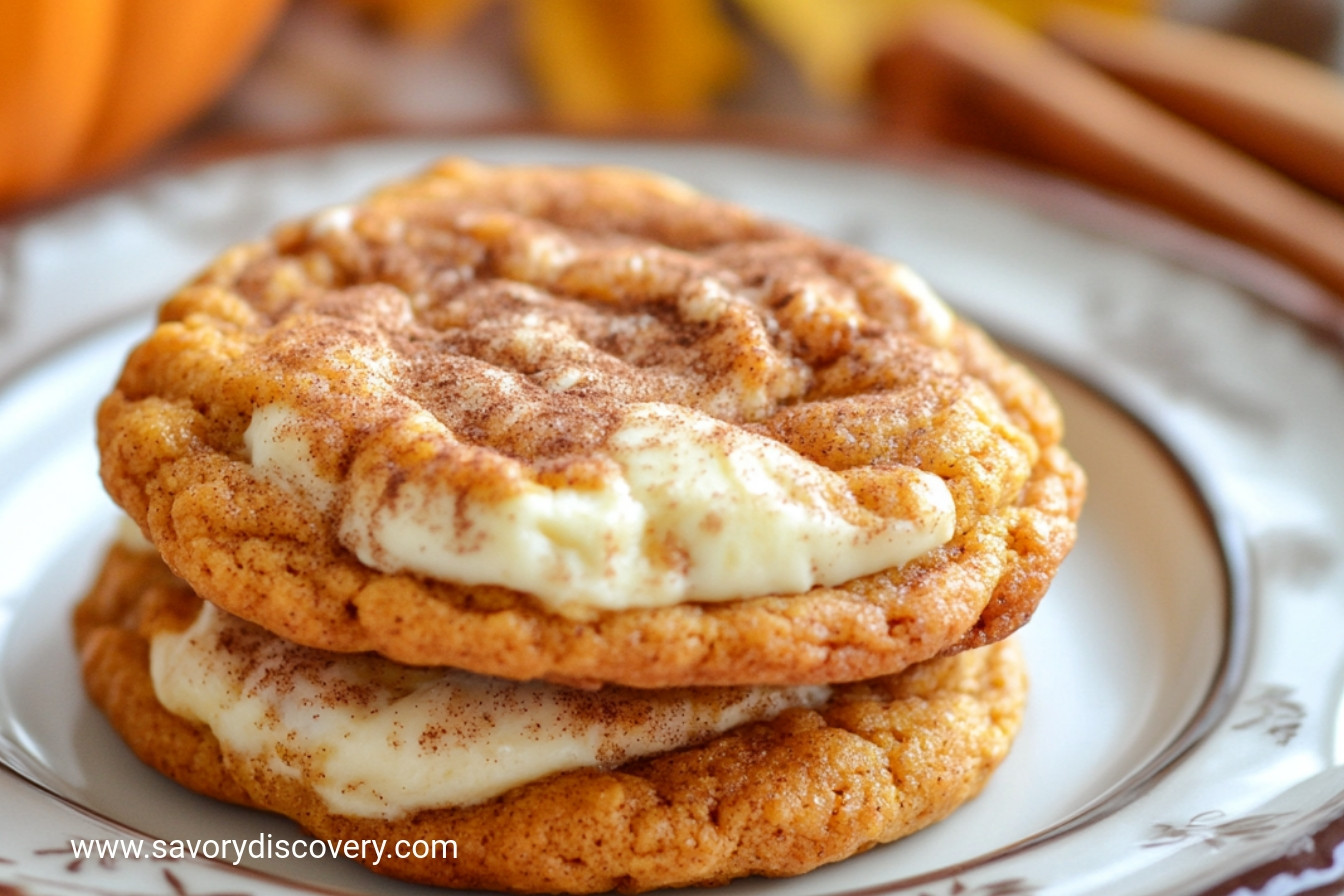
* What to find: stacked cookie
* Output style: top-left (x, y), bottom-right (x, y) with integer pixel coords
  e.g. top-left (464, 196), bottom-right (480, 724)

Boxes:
top-left (76, 159), bottom-right (1084, 893)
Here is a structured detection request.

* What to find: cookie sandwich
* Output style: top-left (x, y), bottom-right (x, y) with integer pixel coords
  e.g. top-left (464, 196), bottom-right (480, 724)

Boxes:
top-left (79, 159), bottom-right (1084, 892)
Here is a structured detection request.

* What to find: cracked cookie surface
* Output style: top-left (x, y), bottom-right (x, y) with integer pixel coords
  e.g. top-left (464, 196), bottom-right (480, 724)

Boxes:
top-left (97, 159), bottom-right (1084, 686)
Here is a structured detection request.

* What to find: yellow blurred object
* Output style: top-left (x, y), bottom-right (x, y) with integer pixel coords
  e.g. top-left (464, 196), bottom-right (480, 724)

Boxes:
top-left (0, 0), bottom-right (287, 208)
top-left (737, 0), bottom-right (1154, 101)
top-left (518, 0), bottom-right (747, 126)
top-left (734, 0), bottom-right (922, 100)
top-left (338, 0), bottom-right (492, 39)
top-left (329, 0), bottom-right (1157, 123)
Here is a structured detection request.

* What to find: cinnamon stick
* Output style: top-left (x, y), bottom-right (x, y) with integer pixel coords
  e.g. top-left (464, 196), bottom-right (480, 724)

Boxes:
top-left (870, 1), bottom-right (1344, 301)
top-left (1045, 6), bottom-right (1344, 205)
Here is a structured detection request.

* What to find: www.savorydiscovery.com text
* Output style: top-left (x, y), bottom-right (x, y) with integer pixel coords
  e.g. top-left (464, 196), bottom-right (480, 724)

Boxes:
top-left (70, 833), bottom-right (458, 866)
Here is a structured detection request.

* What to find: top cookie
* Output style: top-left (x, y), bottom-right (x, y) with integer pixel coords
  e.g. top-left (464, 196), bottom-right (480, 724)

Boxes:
top-left (98, 158), bottom-right (1084, 687)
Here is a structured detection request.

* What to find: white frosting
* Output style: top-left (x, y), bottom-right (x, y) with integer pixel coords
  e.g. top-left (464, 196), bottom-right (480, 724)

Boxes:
top-left (309, 204), bottom-right (355, 236)
top-left (245, 400), bottom-right (955, 614)
top-left (244, 404), bottom-right (339, 511)
top-left (150, 604), bottom-right (830, 818)
top-left (114, 515), bottom-right (156, 553)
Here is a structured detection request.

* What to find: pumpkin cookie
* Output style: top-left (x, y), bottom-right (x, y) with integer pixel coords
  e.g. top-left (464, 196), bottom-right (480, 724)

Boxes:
top-left (75, 541), bottom-right (1028, 894)
top-left (97, 159), bottom-right (1084, 687)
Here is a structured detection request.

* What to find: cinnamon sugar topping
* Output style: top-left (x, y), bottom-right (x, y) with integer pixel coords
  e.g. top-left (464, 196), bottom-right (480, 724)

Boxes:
top-left (96, 159), bottom-right (1081, 685)
top-left (150, 602), bottom-right (830, 817)
top-left (225, 160), bottom-right (963, 613)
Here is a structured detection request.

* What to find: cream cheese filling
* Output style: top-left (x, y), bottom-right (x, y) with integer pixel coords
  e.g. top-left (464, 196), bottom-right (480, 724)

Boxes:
top-left (245, 400), bottom-right (955, 614)
top-left (150, 603), bottom-right (831, 818)
top-left (114, 514), bottom-right (156, 553)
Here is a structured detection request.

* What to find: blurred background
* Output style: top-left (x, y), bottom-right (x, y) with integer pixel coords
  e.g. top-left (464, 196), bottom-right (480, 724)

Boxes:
top-left (4, 0), bottom-right (1344, 297)
top-left (217, 0), bottom-right (1344, 130)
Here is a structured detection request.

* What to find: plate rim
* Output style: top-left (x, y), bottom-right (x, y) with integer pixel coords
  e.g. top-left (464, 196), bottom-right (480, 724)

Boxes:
top-left (0, 129), bottom-right (1340, 896)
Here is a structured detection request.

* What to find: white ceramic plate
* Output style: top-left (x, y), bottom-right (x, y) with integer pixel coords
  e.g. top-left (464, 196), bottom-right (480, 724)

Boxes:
top-left (1, 136), bottom-right (1342, 896)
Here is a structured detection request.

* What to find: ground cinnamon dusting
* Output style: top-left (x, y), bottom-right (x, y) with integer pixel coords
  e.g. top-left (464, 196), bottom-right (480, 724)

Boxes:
top-left (96, 158), bottom-right (1084, 687)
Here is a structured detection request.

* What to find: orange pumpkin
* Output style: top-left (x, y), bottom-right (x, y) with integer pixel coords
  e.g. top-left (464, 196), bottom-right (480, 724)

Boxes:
top-left (0, 0), bottom-right (287, 207)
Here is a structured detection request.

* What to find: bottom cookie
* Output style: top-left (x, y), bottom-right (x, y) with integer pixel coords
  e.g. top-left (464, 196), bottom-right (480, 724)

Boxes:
top-left (74, 542), bottom-right (1028, 894)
